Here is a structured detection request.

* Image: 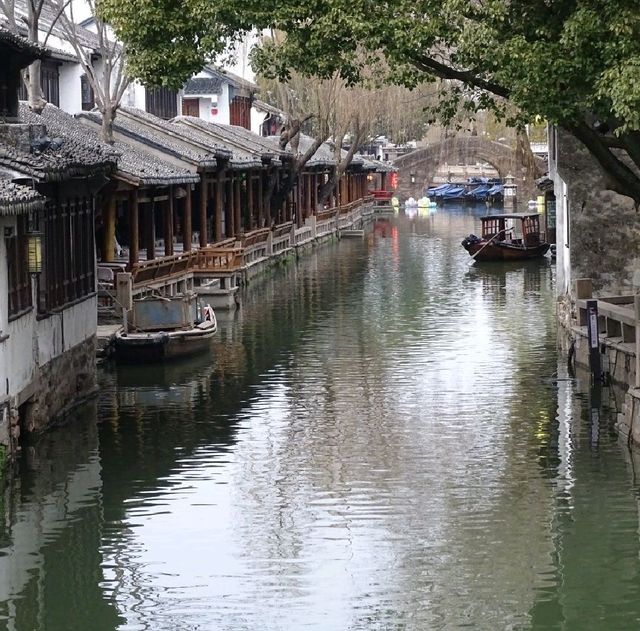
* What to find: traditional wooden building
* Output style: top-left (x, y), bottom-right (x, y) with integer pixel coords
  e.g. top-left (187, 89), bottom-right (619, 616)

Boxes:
top-left (78, 106), bottom-right (232, 255)
top-left (0, 28), bottom-right (116, 457)
top-left (20, 103), bottom-right (201, 290)
top-left (174, 115), bottom-right (293, 231)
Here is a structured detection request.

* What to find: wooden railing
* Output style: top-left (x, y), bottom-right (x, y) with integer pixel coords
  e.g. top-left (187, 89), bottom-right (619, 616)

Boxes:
top-left (131, 251), bottom-right (195, 285)
top-left (193, 245), bottom-right (244, 273)
top-left (294, 222), bottom-right (315, 245)
top-left (126, 205), bottom-right (373, 291)
top-left (242, 227), bottom-right (271, 264)
top-left (338, 200), bottom-right (363, 229)
top-left (272, 221), bottom-right (293, 254)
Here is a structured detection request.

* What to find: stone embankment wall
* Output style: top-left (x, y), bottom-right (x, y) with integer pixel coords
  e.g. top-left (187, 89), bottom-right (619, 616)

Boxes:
top-left (1, 337), bottom-right (96, 458)
top-left (555, 129), bottom-right (640, 294)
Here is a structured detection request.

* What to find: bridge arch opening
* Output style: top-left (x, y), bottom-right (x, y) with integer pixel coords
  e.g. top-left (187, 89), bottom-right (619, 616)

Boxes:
top-left (392, 136), bottom-right (545, 201)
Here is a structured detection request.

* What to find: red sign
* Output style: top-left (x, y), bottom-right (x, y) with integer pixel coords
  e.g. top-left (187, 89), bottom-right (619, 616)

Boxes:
top-left (390, 172), bottom-right (398, 189)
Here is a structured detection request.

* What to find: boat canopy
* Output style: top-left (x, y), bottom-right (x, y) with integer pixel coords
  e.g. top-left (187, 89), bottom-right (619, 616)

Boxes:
top-left (481, 213), bottom-right (542, 221)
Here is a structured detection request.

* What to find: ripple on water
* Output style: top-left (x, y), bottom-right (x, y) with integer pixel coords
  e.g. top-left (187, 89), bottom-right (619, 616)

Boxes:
top-left (6, 210), bottom-right (640, 630)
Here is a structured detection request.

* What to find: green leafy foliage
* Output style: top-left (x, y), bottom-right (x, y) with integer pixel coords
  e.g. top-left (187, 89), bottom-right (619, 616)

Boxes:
top-left (99, 0), bottom-right (640, 199)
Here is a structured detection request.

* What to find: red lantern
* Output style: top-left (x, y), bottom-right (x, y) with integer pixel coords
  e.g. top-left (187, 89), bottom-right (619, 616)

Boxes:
top-left (390, 172), bottom-right (398, 189)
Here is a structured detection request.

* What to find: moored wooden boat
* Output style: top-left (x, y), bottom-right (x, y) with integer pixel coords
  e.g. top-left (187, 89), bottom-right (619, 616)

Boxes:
top-left (114, 318), bottom-right (217, 362)
top-left (114, 293), bottom-right (217, 363)
top-left (462, 213), bottom-right (550, 262)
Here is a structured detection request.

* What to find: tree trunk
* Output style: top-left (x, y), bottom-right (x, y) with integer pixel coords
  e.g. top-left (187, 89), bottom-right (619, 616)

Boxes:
top-left (26, 8), bottom-right (45, 114)
top-left (317, 168), bottom-right (337, 206)
top-left (27, 59), bottom-right (46, 113)
top-left (271, 167), bottom-right (298, 213)
top-left (101, 105), bottom-right (116, 144)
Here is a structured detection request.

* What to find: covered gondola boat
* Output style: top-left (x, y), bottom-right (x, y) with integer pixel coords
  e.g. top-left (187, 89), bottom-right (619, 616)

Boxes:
top-left (461, 213), bottom-right (550, 262)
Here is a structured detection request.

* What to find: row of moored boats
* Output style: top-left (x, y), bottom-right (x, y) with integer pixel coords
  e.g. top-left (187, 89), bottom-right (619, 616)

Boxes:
top-left (427, 178), bottom-right (504, 202)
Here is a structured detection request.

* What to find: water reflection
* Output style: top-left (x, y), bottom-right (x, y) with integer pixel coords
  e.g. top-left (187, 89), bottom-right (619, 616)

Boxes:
top-left (0, 403), bottom-right (122, 630)
top-left (2, 205), bottom-right (640, 629)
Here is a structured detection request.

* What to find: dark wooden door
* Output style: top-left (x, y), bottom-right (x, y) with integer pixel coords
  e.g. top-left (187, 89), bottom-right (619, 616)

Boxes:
top-left (181, 98), bottom-right (200, 117)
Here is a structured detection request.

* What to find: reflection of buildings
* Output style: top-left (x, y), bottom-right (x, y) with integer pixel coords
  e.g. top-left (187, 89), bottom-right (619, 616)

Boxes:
top-left (0, 402), bottom-right (122, 629)
top-left (527, 366), bottom-right (640, 627)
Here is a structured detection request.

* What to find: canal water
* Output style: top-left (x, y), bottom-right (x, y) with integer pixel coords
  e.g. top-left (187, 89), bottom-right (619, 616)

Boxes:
top-left (2, 204), bottom-right (640, 630)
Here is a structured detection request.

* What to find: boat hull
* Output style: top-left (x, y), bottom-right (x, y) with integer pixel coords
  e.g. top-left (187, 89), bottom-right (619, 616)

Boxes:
top-left (114, 322), bottom-right (217, 363)
top-left (463, 241), bottom-right (550, 262)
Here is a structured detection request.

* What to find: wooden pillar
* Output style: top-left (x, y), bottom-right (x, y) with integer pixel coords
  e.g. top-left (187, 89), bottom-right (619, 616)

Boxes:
top-left (129, 189), bottom-right (139, 269)
top-left (215, 171), bottom-right (223, 242)
top-left (226, 174), bottom-right (234, 237)
top-left (234, 176), bottom-right (242, 235)
top-left (164, 185), bottom-right (174, 256)
top-left (247, 173), bottom-right (255, 230)
top-left (258, 172), bottom-right (264, 227)
top-left (305, 173), bottom-right (312, 219)
top-left (287, 190), bottom-right (294, 223)
top-left (102, 195), bottom-right (116, 263)
top-left (145, 196), bottom-right (155, 261)
top-left (199, 177), bottom-right (208, 247)
top-left (312, 173), bottom-right (318, 214)
top-left (381, 172), bottom-right (387, 191)
top-left (183, 185), bottom-right (192, 252)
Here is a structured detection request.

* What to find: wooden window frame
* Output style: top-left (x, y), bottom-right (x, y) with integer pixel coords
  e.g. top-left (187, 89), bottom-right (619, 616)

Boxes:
top-left (7, 215), bottom-right (32, 320)
top-left (39, 197), bottom-right (95, 314)
top-left (145, 86), bottom-right (178, 120)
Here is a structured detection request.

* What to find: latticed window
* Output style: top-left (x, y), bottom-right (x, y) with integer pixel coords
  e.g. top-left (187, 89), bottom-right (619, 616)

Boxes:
top-left (7, 215), bottom-right (32, 319)
top-left (145, 86), bottom-right (178, 119)
top-left (39, 197), bottom-right (95, 312)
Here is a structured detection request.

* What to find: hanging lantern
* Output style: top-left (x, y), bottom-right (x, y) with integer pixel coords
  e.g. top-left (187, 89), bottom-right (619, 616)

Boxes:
top-left (27, 231), bottom-right (42, 274)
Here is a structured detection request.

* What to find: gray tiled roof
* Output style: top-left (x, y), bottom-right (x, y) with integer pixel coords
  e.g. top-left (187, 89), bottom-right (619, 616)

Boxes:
top-left (253, 100), bottom-right (284, 118)
top-left (23, 103), bottom-right (198, 187)
top-left (79, 107), bottom-right (224, 169)
top-left (174, 116), bottom-right (291, 167)
top-left (183, 77), bottom-right (222, 96)
top-left (116, 107), bottom-right (265, 170)
top-left (13, 0), bottom-right (103, 51)
top-left (0, 25), bottom-right (48, 60)
top-left (263, 133), bottom-right (336, 168)
top-left (204, 67), bottom-right (257, 92)
top-left (0, 103), bottom-right (116, 181)
top-left (359, 156), bottom-right (396, 173)
top-left (0, 177), bottom-right (45, 215)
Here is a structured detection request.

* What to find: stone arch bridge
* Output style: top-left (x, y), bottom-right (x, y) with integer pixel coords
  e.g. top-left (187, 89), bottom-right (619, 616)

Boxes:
top-left (393, 136), bottom-right (546, 201)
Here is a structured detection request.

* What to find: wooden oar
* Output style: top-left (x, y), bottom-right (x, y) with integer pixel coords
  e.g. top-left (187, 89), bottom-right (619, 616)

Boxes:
top-left (469, 228), bottom-right (508, 261)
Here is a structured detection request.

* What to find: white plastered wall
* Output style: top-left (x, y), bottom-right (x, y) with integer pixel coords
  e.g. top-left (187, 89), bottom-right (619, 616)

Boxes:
top-left (6, 293), bottom-right (96, 405)
top-left (549, 127), bottom-right (571, 297)
top-left (58, 61), bottom-right (83, 114)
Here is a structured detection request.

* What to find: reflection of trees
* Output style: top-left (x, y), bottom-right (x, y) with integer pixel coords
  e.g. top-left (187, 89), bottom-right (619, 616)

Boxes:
top-left (91, 238), bottom-right (372, 620)
top-left (0, 402), bottom-right (122, 630)
top-left (225, 211), bottom-right (563, 626)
